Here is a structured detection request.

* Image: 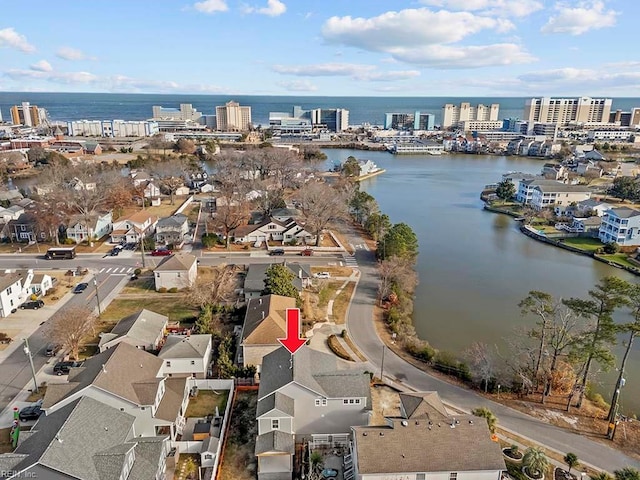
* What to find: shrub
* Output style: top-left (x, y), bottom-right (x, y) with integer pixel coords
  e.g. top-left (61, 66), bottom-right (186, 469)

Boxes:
top-left (30, 293), bottom-right (38, 301)
top-left (158, 287), bottom-right (168, 293)
top-left (341, 329), bottom-right (347, 338)
top-left (433, 350), bottom-right (472, 382)
top-left (603, 242), bottom-right (619, 254)
top-left (62, 237), bottom-right (76, 245)
top-left (168, 287), bottom-right (179, 293)
top-left (327, 334), bottom-right (353, 361)
top-left (243, 245), bottom-right (249, 250)
top-left (404, 336), bottom-right (436, 362)
top-left (134, 268), bottom-right (142, 275)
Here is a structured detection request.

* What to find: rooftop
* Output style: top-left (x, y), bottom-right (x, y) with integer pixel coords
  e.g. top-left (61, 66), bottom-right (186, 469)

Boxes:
top-left (155, 252), bottom-right (197, 272)
top-left (99, 309), bottom-right (168, 350)
top-left (159, 334), bottom-right (211, 359)
top-left (241, 295), bottom-right (297, 346)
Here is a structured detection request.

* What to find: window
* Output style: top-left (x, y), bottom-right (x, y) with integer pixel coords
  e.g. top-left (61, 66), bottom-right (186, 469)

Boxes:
top-left (450, 473), bottom-right (458, 480)
top-left (315, 399), bottom-right (321, 406)
top-left (190, 360), bottom-right (195, 365)
top-left (355, 399), bottom-right (361, 405)
top-left (417, 474), bottom-right (426, 480)
top-left (343, 399), bottom-right (349, 405)
top-left (272, 419), bottom-right (279, 430)
top-left (6, 287), bottom-right (11, 295)
top-left (166, 361), bottom-right (171, 367)
top-left (322, 399), bottom-right (327, 406)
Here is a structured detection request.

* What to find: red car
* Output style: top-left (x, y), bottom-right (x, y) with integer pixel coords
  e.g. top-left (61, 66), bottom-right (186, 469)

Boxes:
top-left (151, 249), bottom-right (173, 257)
top-left (301, 249), bottom-right (314, 256)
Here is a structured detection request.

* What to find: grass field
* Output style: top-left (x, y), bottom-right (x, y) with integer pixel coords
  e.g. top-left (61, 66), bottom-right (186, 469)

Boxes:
top-left (99, 297), bottom-right (199, 323)
top-left (598, 253), bottom-right (638, 269)
top-left (185, 391), bottom-right (229, 418)
top-left (561, 237), bottom-right (603, 252)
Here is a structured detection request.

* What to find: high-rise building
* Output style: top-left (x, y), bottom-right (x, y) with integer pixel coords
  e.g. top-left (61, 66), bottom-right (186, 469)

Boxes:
top-left (10, 102), bottom-right (48, 127)
top-left (151, 103), bottom-right (202, 121)
top-left (441, 103), bottom-right (499, 129)
top-left (609, 108), bottom-right (640, 127)
top-left (310, 108), bottom-right (349, 132)
top-left (384, 112), bottom-right (434, 130)
top-left (523, 97), bottom-right (612, 126)
top-left (215, 101), bottom-right (252, 132)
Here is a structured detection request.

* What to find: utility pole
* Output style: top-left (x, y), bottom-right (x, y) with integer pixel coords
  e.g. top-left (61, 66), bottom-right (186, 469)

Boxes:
top-left (93, 277), bottom-right (102, 318)
top-left (380, 345), bottom-right (386, 381)
top-left (138, 226), bottom-right (146, 269)
top-left (23, 339), bottom-right (38, 393)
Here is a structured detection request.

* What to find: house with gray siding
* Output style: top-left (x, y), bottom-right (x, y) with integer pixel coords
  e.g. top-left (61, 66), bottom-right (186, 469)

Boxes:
top-left (255, 347), bottom-right (372, 480)
top-left (98, 309), bottom-right (168, 352)
top-left (244, 262), bottom-right (311, 301)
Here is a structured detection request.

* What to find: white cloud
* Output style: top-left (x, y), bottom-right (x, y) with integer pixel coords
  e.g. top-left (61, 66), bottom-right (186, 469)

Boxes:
top-left (0, 28), bottom-right (36, 53)
top-left (277, 80), bottom-right (318, 92)
top-left (243, 0), bottom-right (286, 16)
top-left (541, 1), bottom-right (618, 35)
top-left (56, 47), bottom-right (96, 61)
top-left (5, 68), bottom-right (98, 84)
top-left (420, 0), bottom-right (543, 17)
top-left (320, 8), bottom-right (531, 68)
top-left (193, 0), bottom-right (228, 14)
top-left (272, 62), bottom-right (420, 82)
top-left (30, 60), bottom-right (53, 72)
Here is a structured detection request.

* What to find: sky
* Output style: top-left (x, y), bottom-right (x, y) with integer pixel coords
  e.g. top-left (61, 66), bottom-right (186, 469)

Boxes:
top-left (0, 0), bottom-right (638, 96)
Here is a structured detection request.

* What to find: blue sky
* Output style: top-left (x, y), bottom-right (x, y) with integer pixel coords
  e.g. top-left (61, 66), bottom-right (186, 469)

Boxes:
top-left (0, 0), bottom-right (637, 96)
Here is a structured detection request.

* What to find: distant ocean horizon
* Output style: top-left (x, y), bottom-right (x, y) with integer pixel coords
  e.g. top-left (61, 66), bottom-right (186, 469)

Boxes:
top-left (1, 92), bottom-right (640, 127)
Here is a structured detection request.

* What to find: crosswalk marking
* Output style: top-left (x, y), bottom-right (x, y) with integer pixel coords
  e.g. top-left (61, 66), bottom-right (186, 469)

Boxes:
top-left (98, 267), bottom-right (134, 274)
top-left (342, 254), bottom-right (358, 268)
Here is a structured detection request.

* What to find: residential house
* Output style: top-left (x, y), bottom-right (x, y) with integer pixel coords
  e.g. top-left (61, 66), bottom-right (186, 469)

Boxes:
top-left (98, 309), bottom-right (169, 352)
top-left (254, 346), bottom-right (372, 480)
top-left (0, 205), bottom-right (24, 222)
top-left (67, 177), bottom-right (97, 191)
top-left (232, 217), bottom-right (315, 245)
top-left (576, 160), bottom-right (603, 177)
top-left (349, 391), bottom-right (505, 480)
top-left (599, 208), bottom-right (640, 246)
top-left (175, 185), bottom-right (190, 196)
top-left (143, 181), bottom-right (161, 199)
top-left (155, 214), bottom-right (189, 245)
top-left (27, 272), bottom-right (53, 297)
top-left (0, 189), bottom-right (23, 203)
top-left (541, 163), bottom-right (566, 180)
top-left (271, 208), bottom-right (301, 222)
top-left (110, 210), bottom-right (158, 244)
top-left (0, 271), bottom-right (25, 317)
top-left (158, 334), bottom-right (212, 378)
top-left (585, 149), bottom-right (606, 161)
top-left (0, 396), bottom-right (169, 480)
top-left (530, 183), bottom-right (591, 211)
top-left (575, 199), bottom-right (612, 217)
top-left (42, 342), bottom-right (190, 440)
top-left (131, 171), bottom-right (153, 187)
top-left (84, 141), bottom-right (102, 154)
top-left (501, 172), bottom-right (535, 185)
top-left (516, 178), bottom-right (558, 204)
top-left (154, 253), bottom-right (198, 291)
top-left (239, 295), bottom-right (297, 372)
top-left (243, 262), bottom-right (311, 301)
top-left (8, 212), bottom-right (43, 242)
top-left (528, 141), bottom-right (544, 157)
top-left (66, 211), bottom-right (113, 243)
top-left (571, 216), bottom-right (602, 236)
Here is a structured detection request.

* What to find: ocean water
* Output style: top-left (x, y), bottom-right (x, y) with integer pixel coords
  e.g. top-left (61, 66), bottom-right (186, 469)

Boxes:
top-left (1, 92), bottom-right (640, 127)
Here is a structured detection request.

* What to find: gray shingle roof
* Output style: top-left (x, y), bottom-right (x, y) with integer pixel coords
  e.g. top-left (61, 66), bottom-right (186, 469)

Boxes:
top-left (244, 263), bottom-right (303, 294)
top-left (155, 252), bottom-right (197, 271)
top-left (0, 272), bottom-right (23, 293)
top-left (534, 183), bottom-right (591, 193)
top-left (99, 309), bottom-right (168, 350)
top-left (607, 207), bottom-right (640, 219)
top-left (155, 377), bottom-right (187, 422)
top-left (256, 391), bottom-right (295, 417)
top-left (157, 214), bottom-right (188, 228)
top-left (127, 437), bottom-right (167, 480)
top-left (158, 334), bottom-right (211, 359)
top-left (255, 431), bottom-right (294, 455)
top-left (353, 392), bottom-right (505, 475)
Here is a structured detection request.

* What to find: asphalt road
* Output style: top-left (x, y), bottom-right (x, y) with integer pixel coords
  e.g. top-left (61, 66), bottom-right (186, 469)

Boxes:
top-left (342, 224), bottom-right (640, 473)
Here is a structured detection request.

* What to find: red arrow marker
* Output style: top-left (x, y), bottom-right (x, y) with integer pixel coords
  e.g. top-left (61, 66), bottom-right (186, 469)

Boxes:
top-left (278, 308), bottom-right (306, 355)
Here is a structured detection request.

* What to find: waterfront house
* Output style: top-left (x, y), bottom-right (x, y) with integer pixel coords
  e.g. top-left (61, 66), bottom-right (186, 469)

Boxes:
top-left (110, 210), bottom-right (158, 243)
top-left (254, 346), bottom-right (372, 480)
top-left (158, 334), bottom-right (212, 379)
top-left (542, 163), bottom-right (567, 180)
top-left (349, 391), bottom-right (505, 480)
top-left (98, 309), bottom-right (169, 352)
top-left (155, 213), bottom-right (189, 245)
top-left (530, 183), bottom-right (591, 211)
top-left (575, 199), bottom-right (612, 217)
top-left (599, 207), bottom-right (640, 246)
top-left (154, 252), bottom-right (198, 291)
top-left (576, 160), bottom-right (603, 177)
top-left (65, 211), bottom-right (113, 243)
top-left (238, 294), bottom-right (297, 372)
top-left (516, 177), bottom-right (558, 204)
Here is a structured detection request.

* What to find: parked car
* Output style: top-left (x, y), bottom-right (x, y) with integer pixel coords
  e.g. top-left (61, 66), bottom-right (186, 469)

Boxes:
top-left (301, 249), bottom-right (314, 256)
top-left (109, 248), bottom-right (120, 256)
top-left (72, 283), bottom-right (88, 294)
top-left (269, 249), bottom-right (285, 256)
top-left (315, 272), bottom-right (331, 279)
top-left (45, 343), bottom-right (61, 356)
top-left (19, 300), bottom-right (44, 310)
top-left (18, 404), bottom-right (43, 422)
top-left (53, 360), bottom-right (83, 376)
top-left (151, 249), bottom-right (173, 256)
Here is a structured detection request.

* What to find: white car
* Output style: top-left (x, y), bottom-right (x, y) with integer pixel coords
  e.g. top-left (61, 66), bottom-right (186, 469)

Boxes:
top-left (315, 272), bottom-right (331, 279)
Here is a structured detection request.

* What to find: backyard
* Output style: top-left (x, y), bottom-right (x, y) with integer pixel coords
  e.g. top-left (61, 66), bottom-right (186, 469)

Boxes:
top-left (560, 237), bottom-right (603, 252)
top-left (185, 390), bottom-right (229, 418)
top-left (219, 390), bottom-right (258, 480)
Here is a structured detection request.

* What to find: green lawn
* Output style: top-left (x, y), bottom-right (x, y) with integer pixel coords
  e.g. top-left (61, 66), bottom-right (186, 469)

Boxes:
top-left (562, 237), bottom-right (604, 252)
top-left (598, 254), bottom-right (639, 269)
top-left (185, 390), bottom-right (229, 418)
top-left (100, 298), bottom-right (199, 323)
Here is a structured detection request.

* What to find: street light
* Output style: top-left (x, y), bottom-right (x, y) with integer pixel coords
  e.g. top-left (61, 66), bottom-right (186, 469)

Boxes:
top-left (23, 338), bottom-right (38, 393)
top-left (93, 277), bottom-right (102, 317)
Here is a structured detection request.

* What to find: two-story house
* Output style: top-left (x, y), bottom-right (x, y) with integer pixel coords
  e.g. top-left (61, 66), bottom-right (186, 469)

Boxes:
top-left (238, 295), bottom-right (297, 372)
top-left (255, 347), bottom-right (372, 480)
top-left (110, 210), bottom-right (158, 244)
top-left (349, 392), bottom-right (505, 480)
top-left (243, 263), bottom-right (311, 301)
top-left (143, 181), bottom-right (161, 199)
top-left (42, 342), bottom-right (189, 440)
top-left (530, 183), bottom-right (591, 212)
top-left (0, 396), bottom-right (170, 480)
top-left (158, 334), bottom-right (212, 378)
top-left (98, 309), bottom-right (169, 352)
top-left (232, 217), bottom-right (315, 245)
top-left (0, 271), bottom-right (25, 317)
top-left (154, 253), bottom-right (198, 291)
top-left (155, 214), bottom-right (189, 245)
top-left (599, 207), bottom-right (640, 246)
top-left (66, 211), bottom-right (113, 243)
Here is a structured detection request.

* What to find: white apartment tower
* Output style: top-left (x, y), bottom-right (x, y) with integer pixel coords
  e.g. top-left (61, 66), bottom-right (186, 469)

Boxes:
top-left (442, 102), bottom-right (499, 129)
top-left (523, 97), bottom-right (612, 126)
top-left (151, 103), bottom-right (201, 121)
top-left (10, 102), bottom-right (48, 127)
top-left (215, 101), bottom-right (252, 131)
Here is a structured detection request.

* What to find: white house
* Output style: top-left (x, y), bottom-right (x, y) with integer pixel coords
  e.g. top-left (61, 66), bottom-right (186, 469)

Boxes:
top-left (27, 272), bottom-right (53, 297)
top-left (99, 309), bottom-right (168, 352)
top-left (154, 253), bottom-right (198, 291)
top-left (0, 205), bottom-right (24, 222)
top-left (175, 185), bottom-right (191, 196)
top-left (155, 214), bottom-right (189, 245)
top-left (232, 217), bottom-right (315, 245)
top-left (575, 199), bottom-right (613, 217)
top-left (66, 211), bottom-right (113, 243)
top-left (530, 183), bottom-right (591, 211)
top-left (0, 271), bottom-right (25, 317)
top-left (110, 210), bottom-right (158, 244)
top-left (158, 334), bottom-right (212, 379)
top-left (599, 207), bottom-right (640, 246)
top-left (350, 392), bottom-right (505, 480)
top-left (143, 181), bottom-right (161, 199)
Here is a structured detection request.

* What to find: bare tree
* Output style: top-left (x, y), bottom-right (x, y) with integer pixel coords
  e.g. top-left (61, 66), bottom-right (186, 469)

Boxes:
top-left (212, 154), bottom-right (252, 248)
top-left (378, 256), bottom-right (418, 306)
top-left (298, 181), bottom-right (348, 246)
top-left (465, 342), bottom-right (497, 393)
top-left (152, 158), bottom-right (192, 205)
top-left (47, 306), bottom-right (97, 360)
top-left (519, 291), bottom-right (555, 391)
top-left (543, 304), bottom-right (580, 398)
top-left (184, 265), bottom-right (237, 308)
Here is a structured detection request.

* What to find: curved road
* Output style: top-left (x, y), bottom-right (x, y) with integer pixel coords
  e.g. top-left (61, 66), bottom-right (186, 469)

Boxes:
top-left (343, 227), bottom-right (640, 473)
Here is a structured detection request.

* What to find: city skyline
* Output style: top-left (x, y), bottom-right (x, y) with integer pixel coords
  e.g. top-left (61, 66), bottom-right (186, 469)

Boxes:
top-left (0, 0), bottom-right (637, 96)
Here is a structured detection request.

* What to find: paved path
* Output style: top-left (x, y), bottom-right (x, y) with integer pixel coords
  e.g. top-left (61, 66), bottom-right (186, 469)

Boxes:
top-left (341, 222), bottom-right (640, 473)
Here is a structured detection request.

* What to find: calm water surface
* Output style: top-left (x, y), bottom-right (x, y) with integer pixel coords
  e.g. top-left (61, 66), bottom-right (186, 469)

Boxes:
top-left (323, 149), bottom-right (640, 415)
